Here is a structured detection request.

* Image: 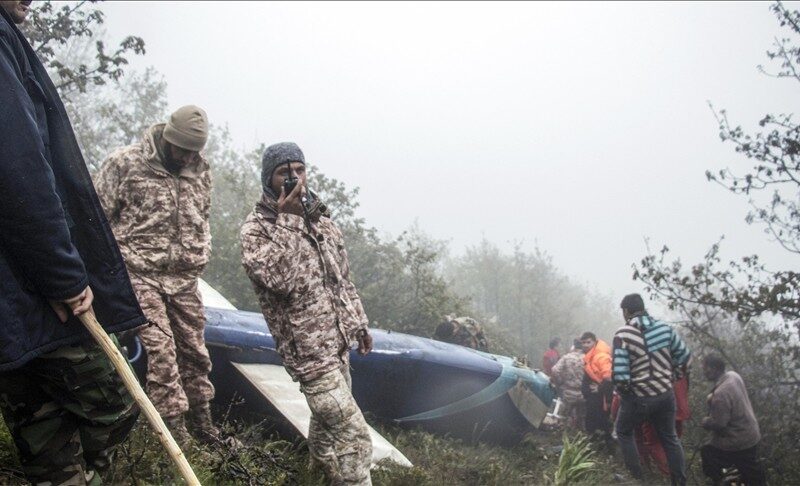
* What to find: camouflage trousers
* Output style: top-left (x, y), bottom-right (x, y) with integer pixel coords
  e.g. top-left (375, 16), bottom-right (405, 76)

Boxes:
top-left (132, 276), bottom-right (214, 418)
top-left (300, 364), bottom-right (372, 486)
top-left (0, 338), bottom-right (139, 485)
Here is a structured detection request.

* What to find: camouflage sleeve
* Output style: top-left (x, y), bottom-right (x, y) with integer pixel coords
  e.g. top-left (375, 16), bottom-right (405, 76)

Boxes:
top-left (476, 329), bottom-right (488, 351)
top-left (240, 216), bottom-right (298, 297)
top-left (93, 153), bottom-right (123, 225)
top-left (331, 223), bottom-right (369, 331)
top-left (202, 171), bottom-right (212, 220)
top-left (551, 356), bottom-right (565, 384)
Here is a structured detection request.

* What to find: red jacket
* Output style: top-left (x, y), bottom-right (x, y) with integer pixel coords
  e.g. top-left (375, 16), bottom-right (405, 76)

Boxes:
top-left (674, 376), bottom-right (690, 422)
top-left (542, 348), bottom-right (560, 376)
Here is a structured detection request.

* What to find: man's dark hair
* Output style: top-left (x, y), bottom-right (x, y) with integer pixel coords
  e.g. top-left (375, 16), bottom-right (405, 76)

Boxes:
top-left (620, 293), bottom-right (646, 313)
top-left (549, 337), bottom-right (561, 349)
top-left (703, 353), bottom-right (726, 373)
top-left (434, 321), bottom-right (455, 340)
top-left (580, 332), bottom-right (596, 341)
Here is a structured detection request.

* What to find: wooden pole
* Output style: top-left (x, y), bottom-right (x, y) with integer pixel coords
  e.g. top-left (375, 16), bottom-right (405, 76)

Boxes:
top-left (78, 310), bottom-right (201, 486)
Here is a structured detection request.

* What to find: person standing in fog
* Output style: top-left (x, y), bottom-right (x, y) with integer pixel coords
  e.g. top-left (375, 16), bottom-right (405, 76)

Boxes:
top-left (241, 142), bottom-right (374, 485)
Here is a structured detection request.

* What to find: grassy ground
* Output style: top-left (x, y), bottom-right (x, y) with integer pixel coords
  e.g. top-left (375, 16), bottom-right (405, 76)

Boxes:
top-left (0, 409), bottom-right (684, 485)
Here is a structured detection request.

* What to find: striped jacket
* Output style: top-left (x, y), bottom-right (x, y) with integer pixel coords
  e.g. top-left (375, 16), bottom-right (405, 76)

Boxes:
top-left (612, 314), bottom-right (691, 397)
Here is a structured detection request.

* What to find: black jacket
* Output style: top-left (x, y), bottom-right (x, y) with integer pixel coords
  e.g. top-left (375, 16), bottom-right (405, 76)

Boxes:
top-left (0, 9), bottom-right (145, 370)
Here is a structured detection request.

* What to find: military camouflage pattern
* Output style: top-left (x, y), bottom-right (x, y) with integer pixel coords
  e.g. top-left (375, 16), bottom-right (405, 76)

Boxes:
top-left (434, 316), bottom-right (489, 351)
top-left (94, 124), bottom-right (212, 278)
top-left (240, 195), bottom-right (370, 383)
top-left (551, 349), bottom-right (587, 427)
top-left (0, 338), bottom-right (139, 485)
top-left (551, 350), bottom-right (586, 403)
top-left (132, 276), bottom-right (214, 418)
top-left (301, 362), bottom-right (372, 486)
top-left (95, 125), bottom-right (215, 418)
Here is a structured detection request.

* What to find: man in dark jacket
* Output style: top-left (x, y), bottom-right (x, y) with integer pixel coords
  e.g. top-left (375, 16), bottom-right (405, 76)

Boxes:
top-left (700, 354), bottom-right (766, 486)
top-left (0, 2), bottom-right (146, 483)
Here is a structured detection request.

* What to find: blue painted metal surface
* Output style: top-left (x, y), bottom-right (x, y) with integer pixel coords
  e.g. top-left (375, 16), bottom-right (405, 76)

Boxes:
top-left (210, 307), bottom-right (556, 441)
top-left (127, 306), bottom-right (556, 442)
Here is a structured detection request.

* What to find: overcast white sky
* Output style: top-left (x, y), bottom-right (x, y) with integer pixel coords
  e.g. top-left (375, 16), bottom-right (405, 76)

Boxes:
top-left (103, 1), bottom-right (798, 303)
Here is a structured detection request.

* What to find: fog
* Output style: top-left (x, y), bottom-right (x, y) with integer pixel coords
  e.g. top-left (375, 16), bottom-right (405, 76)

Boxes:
top-left (103, 1), bottom-right (798, 300)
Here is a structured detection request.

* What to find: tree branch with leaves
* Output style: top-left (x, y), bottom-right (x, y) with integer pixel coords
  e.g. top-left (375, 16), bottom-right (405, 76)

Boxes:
top-left (634, 3), bottom-right (800, 480)
top-left (21, 0), bottom-right (145, 95)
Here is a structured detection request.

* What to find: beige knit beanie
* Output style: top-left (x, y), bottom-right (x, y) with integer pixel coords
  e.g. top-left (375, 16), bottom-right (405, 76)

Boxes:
top-left (163, 105), bottom-right (209, 151)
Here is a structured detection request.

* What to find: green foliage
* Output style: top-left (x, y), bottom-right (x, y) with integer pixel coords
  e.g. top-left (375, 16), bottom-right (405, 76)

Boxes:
top-left (447, 239), bottom-right (619, 360)
top-left (634, 2), bottom-right (800, 483)
top-left (22, 1), bottom-right (165, 171)
top-left (69, 67), bottom-right (169, 169)
top-left (374, 427), bottom-right (560, 486)
top-left (348, 226), bottom-right (469, 336)
top-left (204, 146), bottom-right (469, 338)
top-left (22, 1), bottom-right (145, 95)
top-left (658, 306), bottom-right (800, 484)
top-left (552, 433), bottom-right (598, 486)
top-left (100, 419), bottom-right (320, 486)
top-left (635, 1), bottom-right (800, 342)
top-left (306, 168), bottom-right (469, 336)
top-left (0, 404), bottom-right (618, 486)
top-left (203, 129), bottom-right (264, 311)
top-left (0, 418), bottom-right (25, 485)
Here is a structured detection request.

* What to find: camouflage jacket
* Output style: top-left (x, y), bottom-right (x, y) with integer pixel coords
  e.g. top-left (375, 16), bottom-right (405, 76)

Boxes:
top-left (240, 195), bottom-right (369, 383)
top-left (94, 124), bottom-right (212, 282)
top-left (551, 350), bottom-right (585, 402)
top-left (439, 316), bottom-right (489, 351)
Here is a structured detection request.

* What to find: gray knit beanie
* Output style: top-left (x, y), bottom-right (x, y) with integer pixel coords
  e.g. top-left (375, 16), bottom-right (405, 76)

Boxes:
top-left (262, 142), bottom-right (305, 198)
top-left (163, 105), bottom-right (208, 151)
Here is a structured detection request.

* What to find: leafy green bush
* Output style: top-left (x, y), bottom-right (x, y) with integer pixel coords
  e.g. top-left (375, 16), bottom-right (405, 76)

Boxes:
top-left (552, 433), bottom-right (599, 486)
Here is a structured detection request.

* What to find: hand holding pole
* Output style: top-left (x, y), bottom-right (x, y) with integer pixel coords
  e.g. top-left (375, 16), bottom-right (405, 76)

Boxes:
top-left (78, 309), bottom-right (201, 486)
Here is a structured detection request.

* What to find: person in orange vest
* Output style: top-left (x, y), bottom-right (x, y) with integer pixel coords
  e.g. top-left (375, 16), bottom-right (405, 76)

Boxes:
top-left (580, 332), bottom-right (613, 438)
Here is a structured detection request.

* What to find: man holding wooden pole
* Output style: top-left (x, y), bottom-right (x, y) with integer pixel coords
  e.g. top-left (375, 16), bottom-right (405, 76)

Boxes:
top-left (0, 1), bottom-right (148, 484)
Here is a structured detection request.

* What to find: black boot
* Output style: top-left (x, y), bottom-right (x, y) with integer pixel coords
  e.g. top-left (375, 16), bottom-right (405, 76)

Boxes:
top-left (188, 402), bottom-right (222, 445)
top-left (164, 414), bottom-right (193, 449)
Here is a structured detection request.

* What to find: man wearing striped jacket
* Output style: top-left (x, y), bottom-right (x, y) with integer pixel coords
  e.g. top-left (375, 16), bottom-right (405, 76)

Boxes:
top-left (612, 294), bottom-right (691, 486)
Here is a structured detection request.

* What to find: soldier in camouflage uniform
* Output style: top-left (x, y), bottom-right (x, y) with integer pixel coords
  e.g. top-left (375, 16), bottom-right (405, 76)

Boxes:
top-left (434, 315), bottom-right (489, 351)
top-left (0, 2), bottom-right (146, 483)
top-left (94, 106), bottom-right (218, 445)
top-left (0, 338), bottom-right (138, 485)
top-left (550, 339), bottom-right (587, 428)
top-left (240, 142), bottom-right (374, 485)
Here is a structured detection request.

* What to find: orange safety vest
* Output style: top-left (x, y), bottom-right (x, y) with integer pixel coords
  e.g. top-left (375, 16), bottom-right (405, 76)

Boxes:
top-left (584, 339), bottom-right (612, 383)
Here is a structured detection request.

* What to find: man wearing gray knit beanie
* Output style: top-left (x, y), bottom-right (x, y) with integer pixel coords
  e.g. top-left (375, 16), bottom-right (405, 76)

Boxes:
top-left (240, 142), bottom-right (374, 485)
top-left (95, 106), bottom-right (222, 447)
